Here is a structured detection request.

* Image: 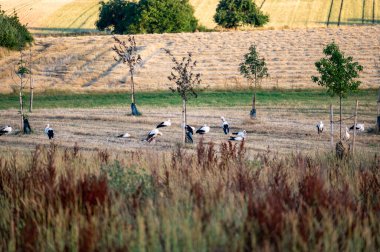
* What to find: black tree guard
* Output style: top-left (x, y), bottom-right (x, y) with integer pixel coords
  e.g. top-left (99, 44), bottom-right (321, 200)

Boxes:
top-left (250, 108), bottom-right (257, 119)
top-left (131, 103), bottom-right (141, 116)
top-left (23, 118), bottom-right (32, 134)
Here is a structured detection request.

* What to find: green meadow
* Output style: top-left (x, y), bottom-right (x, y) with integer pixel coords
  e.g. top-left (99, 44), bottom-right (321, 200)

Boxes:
top-left (0, 89), bottom-right (377, 110)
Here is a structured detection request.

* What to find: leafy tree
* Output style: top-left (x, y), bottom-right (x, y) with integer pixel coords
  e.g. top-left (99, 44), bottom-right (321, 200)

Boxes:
top-left (312, 42), bottom-right (363, 139)
top-left (139, 0), bottom-right (197, 33)
top-left (165, 49), bottom-right (201, 144)
top-left (240, 44), bottom-right (268, 119)
top-left (214, 0), bottom-right (269, 29)
top-left (96, 0), bottom-right (140, 34)
top-left (96, 0), bottom-right (198, 34)
top-left (113, 36), bottom-right (142, 115)
top-left (11, 51), bottom-right (30, 131)
top-left (0, 8), bottom-right (33, 50)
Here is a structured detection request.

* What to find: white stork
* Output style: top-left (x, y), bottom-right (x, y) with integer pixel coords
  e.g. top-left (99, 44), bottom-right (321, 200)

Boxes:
top-left (196, 125), bottom-right (210, 135)
top-left (229, 135), bottom-right (245, 141)
top-left (343, 127), bottom-right (350, 141)
top-left (145, 128), bottom-right (162, 143)
top-left (44, 124), bottom-right (54, 139)
top-left (316, 121), bottom-right (324, 134)
top-left (156, 119), bottom-right (171, 128)
top-left (117, 133), bottom-right (131, 138)
top-left (229, 130), bottom-right (246, 141)
top-left (0, 125), bottom-right (12, 135)
top-left (232, 130), bottom-right (247, 138)
top-left (185, 124), bottom-right (195, 135)
top-left (221, 116), bottom-right (229, 134)
top-left (349, 123), bottom-right (365, 132)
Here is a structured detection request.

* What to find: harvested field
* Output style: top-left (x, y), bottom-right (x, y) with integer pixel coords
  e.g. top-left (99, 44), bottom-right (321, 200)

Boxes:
top-left (0, 101), bottom-right (379, 155)
top-left (0, 26), bottom-right (379, 93)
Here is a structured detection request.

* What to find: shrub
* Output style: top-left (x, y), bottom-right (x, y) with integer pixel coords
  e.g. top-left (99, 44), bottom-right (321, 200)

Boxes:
top-left (214, 0), bottom-right (269, 29)
top-left (0, 8), bottom-right (33, 50)
top-left (96, 0), bottom-right (198, 34)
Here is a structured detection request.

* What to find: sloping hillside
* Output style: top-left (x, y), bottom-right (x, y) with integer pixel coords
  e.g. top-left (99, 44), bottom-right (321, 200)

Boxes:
top-left (0, 0), bottom-right (379, 32)
top-left (0, 26), bottom-right (378, 93)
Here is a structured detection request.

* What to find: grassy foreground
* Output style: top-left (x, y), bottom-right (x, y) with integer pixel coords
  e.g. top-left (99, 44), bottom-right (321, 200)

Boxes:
top-left (0, 142), bottom-right (379, 251)
top-left (0, 89), bottom-right (377, 110)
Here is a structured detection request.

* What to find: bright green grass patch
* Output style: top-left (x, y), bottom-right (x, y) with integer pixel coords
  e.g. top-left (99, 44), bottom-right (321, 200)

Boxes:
top-left (0, 89), bottom-right (377, 110)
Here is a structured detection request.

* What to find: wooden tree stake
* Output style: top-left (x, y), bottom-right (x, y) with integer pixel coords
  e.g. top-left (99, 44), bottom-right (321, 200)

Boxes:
top-left (29, 46), bottom-right (33, 112)
top-left (352, 100), bottom-right (358, 154)
top-left (330, 104), bottom-right (334, 150)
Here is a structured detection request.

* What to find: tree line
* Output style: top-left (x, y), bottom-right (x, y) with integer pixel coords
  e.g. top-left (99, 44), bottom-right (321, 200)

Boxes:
top-left (96, 0), bottom-right (269, 34)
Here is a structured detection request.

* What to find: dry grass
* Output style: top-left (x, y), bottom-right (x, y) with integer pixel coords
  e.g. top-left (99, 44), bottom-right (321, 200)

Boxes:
top-left (0, 139), bottom-right (379, 250)
top-left (38, 0), bottom-right (99, 30)
top-left (0, 26), bottom-right (379, 93)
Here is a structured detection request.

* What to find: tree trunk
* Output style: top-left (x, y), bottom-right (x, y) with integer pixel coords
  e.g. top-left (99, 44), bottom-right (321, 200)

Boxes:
top-left (250, 76), bottom-right (257, 119)
top-left (182, 99), bottom-right (186, 144)
top-left (330, 104), bottom-right (334, 150)
top-left (29, 79), bottom-right (33, 113)
top-left (19, 51), bottom-right (24, 131)
top-left (29, 47), bottom-right (33, 112)
top-left (130, 70), bottom-right (141, 116)
top-left (19, 78), bottom-right (23, 131)
top-left (130, 70), bottom-right (135, 104)
top-left (352, 100), bottom-right (358, 154)
top-left (252, 92), bottom-right (256, 111)
top-left (339, 96), bottom-right (342, 140)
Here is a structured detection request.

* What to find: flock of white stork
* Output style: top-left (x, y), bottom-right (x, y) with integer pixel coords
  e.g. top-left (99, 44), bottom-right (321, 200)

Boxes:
top-left (316, 120), bottom-right (365, 141)
top-left (127, 116), bottom-right (247, 143)
top-left (0, 118), bottom-right (365, 144)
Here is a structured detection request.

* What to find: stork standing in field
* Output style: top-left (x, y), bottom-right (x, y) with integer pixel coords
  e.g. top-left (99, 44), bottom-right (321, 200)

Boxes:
top-left (316, 121), bottom-right (324, 134)
top-left (196, 125), bottom-right (210, 135)
top-left (349, 123), bottom-right (365, 132)
top-left (145, 128), bottom-right (162, 143)
top-left (156, 119), bottom-right (171, 128)
top-left (0, 125), bottom-right (12, 135)
top-left (221, 117), bottom-right (229, 134)
top-left (44, 124), bottom-right (54, 139)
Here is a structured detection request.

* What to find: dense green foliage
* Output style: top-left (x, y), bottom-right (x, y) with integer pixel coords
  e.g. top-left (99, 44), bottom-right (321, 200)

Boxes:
top-left (96, 0), bottom-right (139, 34)
top-left (312, 42), bottom-right (363, 99)
top-left (0, 89), bottom-right (376, 110)
top-left (214, 0), bottom-right (269, 28)
top-left (240, 45), bottom-right (268, 88)
top-left (0, 8), bottom-right (33, 50)
top-left (96, 0), bottom-right (198, 34)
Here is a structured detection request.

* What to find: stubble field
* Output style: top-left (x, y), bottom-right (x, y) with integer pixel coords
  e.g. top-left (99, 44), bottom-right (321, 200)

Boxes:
top-left (0, 26), bottom-right (379, 94)
top-left (1, 93), bottom-right (379, 155)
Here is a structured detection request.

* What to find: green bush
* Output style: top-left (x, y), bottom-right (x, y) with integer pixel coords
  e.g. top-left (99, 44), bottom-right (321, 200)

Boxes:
top-left (0, 8), bottom-right (33, 50)
top-left (96, 0), bottom-right (198, 34)
top-left (214, 0), bottom-right (269, 29)
top-left (101, 161), bottom-right (154, 198)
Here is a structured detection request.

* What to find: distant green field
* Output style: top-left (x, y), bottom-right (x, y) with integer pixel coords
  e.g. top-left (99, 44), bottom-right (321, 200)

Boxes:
top-left (0, 89), bottom-right (377, 110)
